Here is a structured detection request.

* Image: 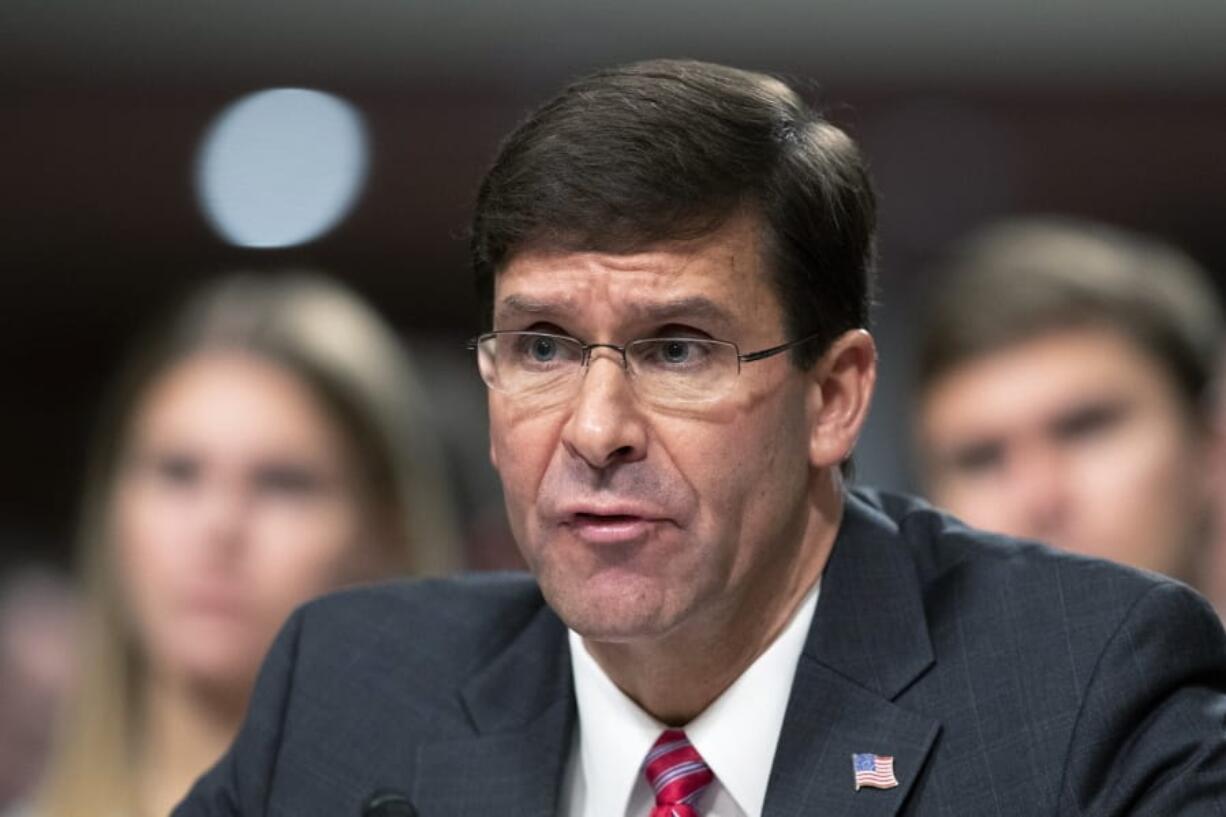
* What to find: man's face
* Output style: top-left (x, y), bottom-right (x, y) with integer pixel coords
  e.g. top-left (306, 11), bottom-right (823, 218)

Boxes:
top-left (917, 326), bottom-right (1209, 579)
top-left (487, 214), bottom-right (820, 643)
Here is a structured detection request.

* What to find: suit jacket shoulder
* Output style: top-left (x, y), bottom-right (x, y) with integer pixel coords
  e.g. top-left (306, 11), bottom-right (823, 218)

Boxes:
top-left (800, 489), bottom-right (1226, 816)
top-left (176, 572), bottom-right (571, 817)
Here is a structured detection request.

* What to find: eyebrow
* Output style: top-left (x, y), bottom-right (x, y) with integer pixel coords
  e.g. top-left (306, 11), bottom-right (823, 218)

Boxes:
top-left (632, 296), bottom-right (735, 329)
top-left (496, 294), bottom-right (736, 331)
top-left (496, 294), bottom-right (577, 320)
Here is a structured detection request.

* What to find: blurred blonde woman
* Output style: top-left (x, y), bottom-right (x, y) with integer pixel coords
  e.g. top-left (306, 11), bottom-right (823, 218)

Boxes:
top-left (36, 273), bottom-right (461, 817)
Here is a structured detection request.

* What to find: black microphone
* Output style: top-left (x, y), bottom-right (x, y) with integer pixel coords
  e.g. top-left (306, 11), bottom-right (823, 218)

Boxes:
top-left (361, 790), bottom-right (417, 817)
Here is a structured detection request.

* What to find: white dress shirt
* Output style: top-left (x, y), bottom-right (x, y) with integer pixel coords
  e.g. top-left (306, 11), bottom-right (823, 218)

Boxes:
top-left (560, 580), bottom-right (820, 817)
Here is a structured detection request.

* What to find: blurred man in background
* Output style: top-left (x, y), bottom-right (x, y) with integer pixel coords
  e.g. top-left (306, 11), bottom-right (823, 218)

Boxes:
top-left (914, 217), bottom-right (1222, 587)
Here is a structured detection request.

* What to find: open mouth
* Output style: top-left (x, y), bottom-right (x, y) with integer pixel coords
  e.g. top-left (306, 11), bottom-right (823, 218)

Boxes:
top-left (575, 512), bottom-right (641, 524)
top-left (567, 512), bottom-right (659, 543)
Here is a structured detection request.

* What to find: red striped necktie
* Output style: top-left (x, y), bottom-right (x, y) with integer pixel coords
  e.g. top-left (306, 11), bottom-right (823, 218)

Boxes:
top-left (643, 729), bottom-right (715, 817)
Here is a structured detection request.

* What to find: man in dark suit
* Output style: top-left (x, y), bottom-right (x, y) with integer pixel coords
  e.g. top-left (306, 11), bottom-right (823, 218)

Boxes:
top-left (176, 59), bottom-right (1226, 816)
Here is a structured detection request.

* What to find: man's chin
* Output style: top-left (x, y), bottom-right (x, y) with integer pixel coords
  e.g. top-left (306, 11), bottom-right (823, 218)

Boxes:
top-left (540, 572), bottom-right (678, 643)
top-left (568, 616), bottom-right (669, 645)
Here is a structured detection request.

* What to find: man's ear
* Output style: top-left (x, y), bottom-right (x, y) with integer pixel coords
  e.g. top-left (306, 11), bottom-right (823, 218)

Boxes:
top-left (487, 390), bottom-right (501, 471)
top-left (489, 437), bottom-right (499, 470)
top-left (805, 329), bottom-right (878, 469)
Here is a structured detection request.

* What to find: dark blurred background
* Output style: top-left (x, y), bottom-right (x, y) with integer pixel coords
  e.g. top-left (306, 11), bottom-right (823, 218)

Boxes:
top-left (3, 0), bottom-right (1225, 568)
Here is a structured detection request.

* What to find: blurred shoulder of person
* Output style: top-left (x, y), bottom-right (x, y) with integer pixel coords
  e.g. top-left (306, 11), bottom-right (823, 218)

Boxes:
top-left (0, 562), bottom-right (79, 816)
top-left (913, 216), bottom-right (1223, 587)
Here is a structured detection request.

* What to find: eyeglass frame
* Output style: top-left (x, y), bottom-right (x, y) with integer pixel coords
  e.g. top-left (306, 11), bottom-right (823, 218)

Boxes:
top-left (466, 329), bottom-right (824, 399)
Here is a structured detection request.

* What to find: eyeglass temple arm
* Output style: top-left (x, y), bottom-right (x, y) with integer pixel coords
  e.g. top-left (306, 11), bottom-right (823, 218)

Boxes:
top-left (737, 331), bottom-right (823, 363)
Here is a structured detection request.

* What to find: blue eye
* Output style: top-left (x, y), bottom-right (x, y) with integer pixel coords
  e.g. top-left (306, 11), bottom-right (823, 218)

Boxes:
top-left (661, 340), bottom-right (692, 363)
top-left (530, 335), bottom-right (558, 362)
top-left (632, 338), bottom-right (718, 373)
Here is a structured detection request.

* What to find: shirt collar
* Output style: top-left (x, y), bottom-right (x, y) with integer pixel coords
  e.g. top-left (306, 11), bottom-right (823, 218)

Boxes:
top-left (568, 628), bottom-right (662, 817)
top-left (567, 579), bottom-right (820, 817)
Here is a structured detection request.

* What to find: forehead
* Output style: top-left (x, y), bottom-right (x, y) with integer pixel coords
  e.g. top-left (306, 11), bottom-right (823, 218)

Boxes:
top-left (134, 353), bottom-right (339, 451)
top-left (493, 213), bottom-right (781, 334)
top-left (920, 326), bottom-right (1187, 443)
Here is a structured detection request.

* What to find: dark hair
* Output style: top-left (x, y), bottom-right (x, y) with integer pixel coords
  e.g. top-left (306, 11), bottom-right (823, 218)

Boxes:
top-left (917, 217), bottom-right (1223, 417)
top-left (471, 58), bottom-right (877, 367)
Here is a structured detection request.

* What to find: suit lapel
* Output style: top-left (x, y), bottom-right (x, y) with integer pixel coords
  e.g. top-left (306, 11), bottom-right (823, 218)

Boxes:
top-left (763, 492), bottom-right (942, 817)
top-left (414, 601), bottom-right (575, 817)
top-left (413, 493), bottom-right (940, 817)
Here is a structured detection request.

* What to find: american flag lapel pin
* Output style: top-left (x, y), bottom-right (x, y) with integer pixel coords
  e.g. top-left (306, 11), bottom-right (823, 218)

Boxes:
top-left (852, 752), bottom-right (898, 791)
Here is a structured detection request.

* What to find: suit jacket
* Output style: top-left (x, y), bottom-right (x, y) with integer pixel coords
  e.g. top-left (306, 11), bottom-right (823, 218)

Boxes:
top-left (175, 489), bottom-right (1226, 816)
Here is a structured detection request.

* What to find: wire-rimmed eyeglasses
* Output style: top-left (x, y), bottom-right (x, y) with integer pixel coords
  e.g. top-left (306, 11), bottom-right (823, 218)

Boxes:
top-left (467, 330), bottom-right (821, 408)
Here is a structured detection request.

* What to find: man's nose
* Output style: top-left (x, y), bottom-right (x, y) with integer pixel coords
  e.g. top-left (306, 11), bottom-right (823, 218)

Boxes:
top-left (560, 350), bottom-right (648, 470)
top-left (1009, 446), bottom-right (1070, 542)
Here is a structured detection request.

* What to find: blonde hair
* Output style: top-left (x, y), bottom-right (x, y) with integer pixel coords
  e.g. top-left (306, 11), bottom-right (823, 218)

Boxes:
top-left (38, 272), bottom-right (462, 815)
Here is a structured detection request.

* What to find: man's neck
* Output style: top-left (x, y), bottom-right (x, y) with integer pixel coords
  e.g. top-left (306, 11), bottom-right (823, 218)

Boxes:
top-left (582, 484), bottom-right (843, 725)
